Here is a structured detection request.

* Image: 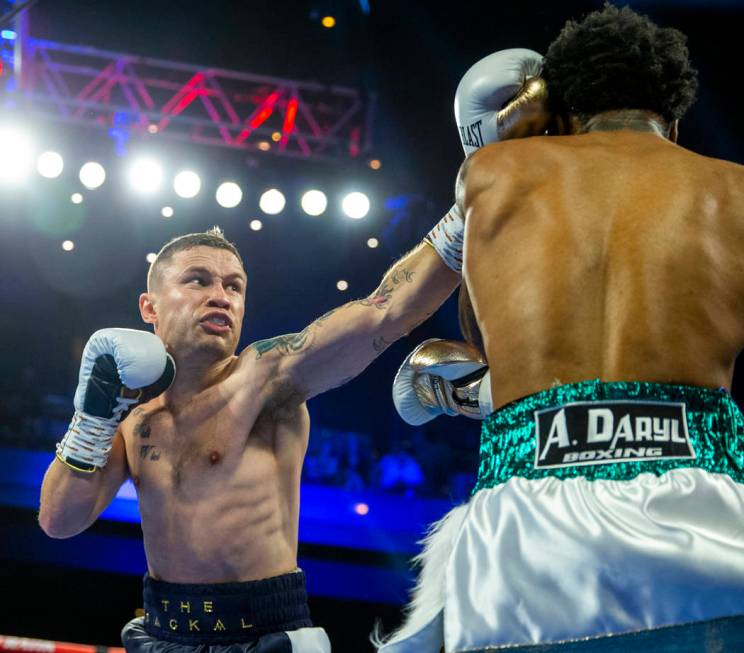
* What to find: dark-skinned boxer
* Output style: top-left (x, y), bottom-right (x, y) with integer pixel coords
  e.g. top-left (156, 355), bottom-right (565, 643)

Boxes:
top-left (380, 6), bottom-right (744, 653)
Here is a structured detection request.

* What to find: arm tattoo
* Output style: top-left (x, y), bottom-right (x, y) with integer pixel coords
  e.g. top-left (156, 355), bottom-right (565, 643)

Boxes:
top-left (357, 266), bottom-right (416, 310)
top-left (254, 330), bottom-right (310, 358)
top-left (253, 307), bottom-right (342, 359)
top-left (373, 336), bottom-right (391, 353)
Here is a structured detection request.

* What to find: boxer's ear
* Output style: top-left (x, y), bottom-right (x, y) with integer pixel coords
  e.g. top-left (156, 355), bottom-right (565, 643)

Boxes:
top-left (139, 292), bottom-right (157, 327)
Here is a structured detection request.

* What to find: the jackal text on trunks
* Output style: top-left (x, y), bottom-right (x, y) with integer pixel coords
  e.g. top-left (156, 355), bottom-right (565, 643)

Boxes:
top-left (141, 571), bottom-right (312, 645)
top-left (474, 380), bottom-right (744, 490)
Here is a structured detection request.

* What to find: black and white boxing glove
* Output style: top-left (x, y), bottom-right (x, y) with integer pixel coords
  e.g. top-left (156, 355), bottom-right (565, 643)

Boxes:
top-left (426, 48), bottom-right (549, 273)
top-left (56, 329), bottom-right (175, 473)
top-left (392, 339), bottom-right (493, 426)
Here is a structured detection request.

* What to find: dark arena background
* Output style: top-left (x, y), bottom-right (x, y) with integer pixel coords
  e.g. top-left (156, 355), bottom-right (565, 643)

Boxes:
top-left (1, 1), bottom-right (743, 651)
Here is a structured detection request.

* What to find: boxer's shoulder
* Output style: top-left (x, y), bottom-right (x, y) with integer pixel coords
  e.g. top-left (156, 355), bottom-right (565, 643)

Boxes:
top-left (234, 342), bottom-right (308, 417)
top-left (463, 137), bottom-right (554, 191)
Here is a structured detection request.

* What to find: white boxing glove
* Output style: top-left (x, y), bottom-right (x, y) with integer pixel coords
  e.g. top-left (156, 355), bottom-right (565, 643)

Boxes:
top-left (57, 329), bottom-right (175, 473)
top-left (393, 339), bottom-right (493, 426)
top-left (426, 48), bottom-right (550, 273)
top-left (455, 47), bottom-right (546, 156)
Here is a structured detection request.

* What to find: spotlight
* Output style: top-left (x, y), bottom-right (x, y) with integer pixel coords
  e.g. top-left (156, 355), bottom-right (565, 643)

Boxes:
top-left (353, 502), bottom-right (369, 516)
top-left (146, 253), bottom-right (157, 264)
top-left (0, 127), bottom-right (34, 183)
top-left (301, 190), bottom-right (327, 216)
top-left (70, 193), bottom-right (83, 204)
top-left (147, 124), bottom-right (159, 134)
top-left (250, 219), bottom-right (263, 231)
top-left (257, 141), bottom-right (271, 151)
top-left (322, 16), bottom-right (336, 28)
top-left (368, 159), bottom-right (382, 170)
top-left (367, 237), bottom-right (379, 249)
top-left (174, 170), bottom-right (201, 198)
top-left (62, 240), bottom-right (75, 251)
top-left (128, 158), bottom-right (163, 193)
top-left (216, 182), bottom-right (242, 208)
top-left (336, 280), bottom-right (349, 291)
top-left (271, 132), bottom-right (281, 142)
top-left (79, 161), bottom-right (106, 189)
top-left (161, 206), bottom-right (174, 218)
top-left (342, 192), bottom-right (370, 219)
top-left (259, 189), bottom-right (286, 215)
top-left (37, 151), bottom-right (64, 178)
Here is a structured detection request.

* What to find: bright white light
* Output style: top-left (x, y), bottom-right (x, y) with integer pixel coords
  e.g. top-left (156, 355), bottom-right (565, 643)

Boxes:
top-left (336, 280), bottom-right (349, 291)
top-left (37, 151), bottom-right (64, 178)
top-left (128, 158), bottom-right (163, 193)
top-left (353, 502), bottom-right (369, 516)
top-left (250, 219), bottom-right (263, 231)
top-left (301, 190), bottom-right (327, 216)
top-left (259, 189), bottom-right (286, 215)
top-left (0, 128), bottom-right (34, 182)
top-left (79, 161), bottom-right (106, 189)
top-left (71, 193), bottom-right (83, 204)
top-left (173, 170), bottom-right (201, 198)
top-left (62, 240), bottom-right (75, 251)
top-left (161, 206), bottom-right (174, 218)
top-left (146, 252), bottom-right (157, 264)
top-left (367, 237), bottom-right (379, 249)
top-left (216, 182), bottom-right (242, 208)
top-left (342, 192), bottom-right (370, 219)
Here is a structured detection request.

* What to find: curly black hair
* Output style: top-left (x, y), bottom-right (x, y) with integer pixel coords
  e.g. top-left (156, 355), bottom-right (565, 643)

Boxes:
top-left (543, 4), bottom-right (698, 123)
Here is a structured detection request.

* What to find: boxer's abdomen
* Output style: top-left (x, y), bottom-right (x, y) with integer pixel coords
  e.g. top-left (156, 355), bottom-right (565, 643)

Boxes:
top-left (464, 130), bottom-right (744, 410)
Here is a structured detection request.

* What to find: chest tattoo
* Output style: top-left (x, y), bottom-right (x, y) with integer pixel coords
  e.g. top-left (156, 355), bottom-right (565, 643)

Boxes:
top-left (139, 444), bottom-right (161, 461)
top-left (134, 415), bottom-right (160, 461)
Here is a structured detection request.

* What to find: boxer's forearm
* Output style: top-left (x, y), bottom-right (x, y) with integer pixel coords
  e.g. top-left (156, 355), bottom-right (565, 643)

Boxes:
top-left (256, 242), bottom-right (459, 401)
top-left (39, 435), bottom-right (128, 538)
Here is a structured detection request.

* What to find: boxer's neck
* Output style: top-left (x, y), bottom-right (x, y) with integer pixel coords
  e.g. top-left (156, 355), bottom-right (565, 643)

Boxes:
top-left (162, 354), bottom-right (236, 407)
top-left (578, 111), bottom-right (669, 138)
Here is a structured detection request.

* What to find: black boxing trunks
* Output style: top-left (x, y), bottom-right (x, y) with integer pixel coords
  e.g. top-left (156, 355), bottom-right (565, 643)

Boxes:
top-left (121, 570), bottom-right (330, 652)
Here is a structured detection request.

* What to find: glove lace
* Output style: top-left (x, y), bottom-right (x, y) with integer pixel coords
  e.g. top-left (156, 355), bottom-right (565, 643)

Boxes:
top-left (57, 395), bottom-right (139, 469)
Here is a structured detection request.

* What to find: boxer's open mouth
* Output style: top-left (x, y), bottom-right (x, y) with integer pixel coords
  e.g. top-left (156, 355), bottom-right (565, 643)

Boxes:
top-left (200, 312), bottom-right (232, 333)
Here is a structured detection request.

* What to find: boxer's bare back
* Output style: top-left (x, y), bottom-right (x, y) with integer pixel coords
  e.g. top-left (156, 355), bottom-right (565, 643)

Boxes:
top-left (464, 115), bottom-right (744, 410)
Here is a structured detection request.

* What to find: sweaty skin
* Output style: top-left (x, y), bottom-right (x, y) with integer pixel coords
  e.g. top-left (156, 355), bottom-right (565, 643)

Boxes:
top-left (463, 118), bottom-right (744, 411)
top-left (39, 243), bottom-right (459, 582)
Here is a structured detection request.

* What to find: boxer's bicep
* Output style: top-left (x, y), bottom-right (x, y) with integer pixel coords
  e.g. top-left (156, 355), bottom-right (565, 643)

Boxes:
top-left (255, 243), bottom-right (459, 401)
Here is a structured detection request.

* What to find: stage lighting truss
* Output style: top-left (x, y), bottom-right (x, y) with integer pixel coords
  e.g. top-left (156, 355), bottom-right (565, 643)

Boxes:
top-left (12, 38), bottom-right (375, 163)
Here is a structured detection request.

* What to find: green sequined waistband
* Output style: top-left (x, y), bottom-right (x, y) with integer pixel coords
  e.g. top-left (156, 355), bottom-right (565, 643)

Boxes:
top-left (474, 380), bottom-right (744, 491)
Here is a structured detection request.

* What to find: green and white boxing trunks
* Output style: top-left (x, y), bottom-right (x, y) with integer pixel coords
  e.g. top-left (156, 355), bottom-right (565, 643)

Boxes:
top-left (376, 380), bottom-right (744, 652)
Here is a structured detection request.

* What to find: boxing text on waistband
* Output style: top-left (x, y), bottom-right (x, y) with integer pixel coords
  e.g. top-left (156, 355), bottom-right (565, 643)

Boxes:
top-left (534, 400), bottom-right (696, 469)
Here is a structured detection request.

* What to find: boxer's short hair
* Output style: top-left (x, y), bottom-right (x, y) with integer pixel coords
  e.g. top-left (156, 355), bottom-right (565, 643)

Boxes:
top-left (147, 226), bottom-right (244, 291)
top-left (543, 4), bottom-right (698, 123)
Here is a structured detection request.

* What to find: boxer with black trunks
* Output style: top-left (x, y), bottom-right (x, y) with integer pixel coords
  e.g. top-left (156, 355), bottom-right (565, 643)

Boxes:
top-left (379, 5), bottom-right (744, 653)
top-left (37, 220), bottom-right (462, 652)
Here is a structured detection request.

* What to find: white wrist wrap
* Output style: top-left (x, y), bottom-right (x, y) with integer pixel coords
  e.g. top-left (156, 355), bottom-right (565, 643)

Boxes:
top-left (425, 204), bottom-right (464, 273)
top-left (56, 398), bottom-right (137, 472)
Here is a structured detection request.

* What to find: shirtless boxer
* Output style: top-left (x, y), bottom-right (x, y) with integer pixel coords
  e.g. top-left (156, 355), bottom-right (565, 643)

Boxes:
top-left (36, 219), bottom-right (461, 651)
top-left (380, 5), bottom-right (744, 653)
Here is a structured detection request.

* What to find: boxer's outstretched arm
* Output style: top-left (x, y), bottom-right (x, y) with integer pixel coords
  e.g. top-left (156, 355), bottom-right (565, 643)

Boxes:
top-left (249, 242), bottom-right (460, 402)
top-left (39, 429), bottom-right (129, 538)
